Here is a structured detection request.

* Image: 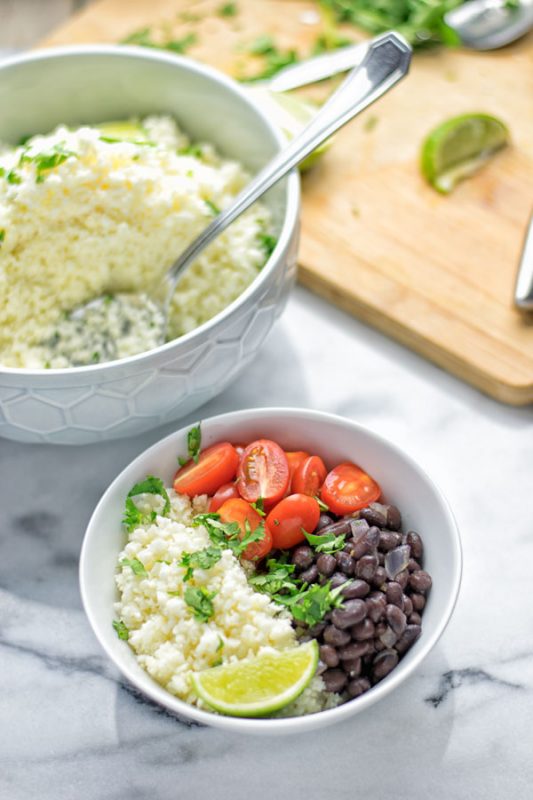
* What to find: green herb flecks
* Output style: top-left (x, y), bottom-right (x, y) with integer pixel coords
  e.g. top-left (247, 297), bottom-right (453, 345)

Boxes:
top-left (178, 144), bottom-right (204, 158)
top-left (193, 513), bottom-right (266, 558)
top-left (112, 619), bottom-right (129, 640)
top-left (178, 422), bottom-right (202, 466)
top-left (250, 497), bottom-right (266, 516)
top-left (184, 586), bottom-right (217, 622)
top-left (0, 229), bottom-right (5, 242)
top-left (303, 529), bottom-right (346, 554)
top-left (180, 546), bottom-right (222, 581)
top-left (248, 557), bottom-right (299, 597)
top-left (6, 170), bottom-right (21, 185)
top-left (278, 581), bottom-right (348, 626)
top-left (218, 2), bottom-right (238, 16)
top-left (258, 233), bottom-right (277, 258)
top-left (120, 557), bottom-right (148, 577)
top-left (205, 199), bottom-right (221, 216)
top-left (240, 35), bottom-right (299, 83)
top-left (121, 28), bottom-right (197, 54)
top-left (19, 143), bottom-right (77, 183)
top-left (123, 475), bottom-right (171, 532)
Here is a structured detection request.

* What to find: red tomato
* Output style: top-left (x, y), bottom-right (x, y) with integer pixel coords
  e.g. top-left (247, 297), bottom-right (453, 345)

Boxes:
top-left (320, 463), bottom-right (381, 515)
top-left (208, 482), bottom-right (240, 513)
top-left (266, 494), bottom-right (320, 550)
top-left (218, 498), bottom-right (273, 560)
top-left (285, 451), bottom-right (309, 490)
top-left (292, 455), bottom-right (327, 496)
top-left (173, 442), bottom-right (239, 497)
top-left (237, 439), bottom-right (289, 506)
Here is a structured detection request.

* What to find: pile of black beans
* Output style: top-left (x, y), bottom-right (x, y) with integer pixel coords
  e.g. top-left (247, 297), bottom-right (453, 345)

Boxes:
top-left (289, 502), bottom-right (432, 700)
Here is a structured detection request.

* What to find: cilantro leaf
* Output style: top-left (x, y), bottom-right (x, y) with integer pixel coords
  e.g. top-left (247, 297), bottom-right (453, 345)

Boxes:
top-left (218, 2), bottom-right (238, 16)
top-left (187, 423), bottom-right (202, 463)
top-left (123, 475), bottom-right (170, 532)
top-left (178, 144), bottom-right (204, 158)
top-left (180, 546), bottom-right (222, 581)
top-left (258, 233), bottom-right (277, 258)
top-left (0, 229), bottom-right (5, 242)
top-left (205, 199), bottom-right (220, 216)
top-left (280, 580), bottom-right (348, 626)
top-left (250, 497), bottom-right (266, 516)
top-left (184, 586), bottom-right (217, 622)
top-left (120, 557), bottom-right (148, 577)
top-left (248, 557), bottom-right (299, 596)
top-left (112, 619), bottom-right (129, 640)
top-left (192, 513), bottom-right (265, 558)
top-left (303, 529), bottom-right (346, 554)
top-left (121, 28), bottom-right (197, 54)
top-left (6, 170), bottom-right (21, 184)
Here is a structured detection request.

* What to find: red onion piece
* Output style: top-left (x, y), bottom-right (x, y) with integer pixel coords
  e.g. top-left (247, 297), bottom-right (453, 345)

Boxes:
top-left (385, 545), bottom-right (411, 580)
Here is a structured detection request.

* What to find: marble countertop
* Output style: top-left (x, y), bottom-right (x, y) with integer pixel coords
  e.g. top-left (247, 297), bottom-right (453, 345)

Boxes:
top-left (1, 285), bottom-right (532, 800)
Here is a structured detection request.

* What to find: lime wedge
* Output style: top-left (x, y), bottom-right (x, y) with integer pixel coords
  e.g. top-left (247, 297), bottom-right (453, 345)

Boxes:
top-left (96, 120), bottom-right (149, 142)
top-left (247, 87), bottom-right (332, 171)
top-left (420, 113), bottom-right (509, 194)
top-left (191, 640), bottom-right (318, 717)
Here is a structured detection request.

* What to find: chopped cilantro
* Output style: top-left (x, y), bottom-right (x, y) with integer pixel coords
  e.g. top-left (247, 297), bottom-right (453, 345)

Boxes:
top-left (205, 199), bottom-right (220, 215)
top-left (0, 229), bottom-right (4, 242)
top-left (258, 233), bottom-right (277, 257)
top-left (19, 144), bottom-right (77, 182)
top-left (248, 557), bottom-right (299, 596)
top-left (0, 167), bottom-right (4, 177)
top-left (216, 635), bottom-right (224, 652)
top-left (250, 497), bottom-right (266, 516)
top-left (218, 2), bottom-right (238, 16)
top-left (121, 28), bottom-right (197, 54)
top-left (316, 497), bottom-right (329, 512)
top-left (112, 619), bottom-right (129, 640)
top-left (240, 35), bottom-right (298, 82)
top-left (6, 170), bottom-right (21, 185)
top-left (178, 144), bottom-right (204, 158)
top-left (184, 586), bottom-right (217, 622)
top-left (311, 32), bottom-right (352, 56)
top-left (180, 546), bottom-right (222, 581)
top-left (188, 422), bottom-right (202, 463)
top-left (193, 513), bottom-right (265, 558)
top-left (120, 557), bottom-right (148, 577)
top-left (303, 529), bottom-right (346, 553)
top-left (123, 475), bottom-right (170, 532)
top-left (279, 581), bottom-right (347, 626)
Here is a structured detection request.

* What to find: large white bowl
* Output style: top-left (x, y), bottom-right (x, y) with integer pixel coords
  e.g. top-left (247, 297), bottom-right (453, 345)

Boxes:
top-left (0, 46), bottom-right (300, 444)
top-left (80, 407), bottom-right (462, 735)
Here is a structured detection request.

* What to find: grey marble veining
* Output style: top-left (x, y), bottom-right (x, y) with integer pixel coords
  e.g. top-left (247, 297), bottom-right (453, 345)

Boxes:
top-left (1, 285), bottom-right (533, 800)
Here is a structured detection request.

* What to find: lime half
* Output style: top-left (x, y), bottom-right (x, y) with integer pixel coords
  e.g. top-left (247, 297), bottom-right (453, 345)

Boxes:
top-left (96, 120), bottom-right (149, 142)
top-left (421, 113), bottom-right (510, 194)
top-left (191, 640), bottom-right (318, 717)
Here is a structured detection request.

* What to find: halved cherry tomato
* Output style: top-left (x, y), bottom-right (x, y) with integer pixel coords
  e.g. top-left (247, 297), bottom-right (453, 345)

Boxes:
top-left (218, 498), bottom-right (273, 561)
top-left (266, 493), bottom-right (320, 550)
top-left (208, 482), bottom-right (240, 513)
top-left (292, 455), bottom-right (327, 497)
top-left (285, 451), bottom-right (309, 491)
top-left (237, 439), bottom-right (289, 506)
top-left (173, 442), bottom-right (239, 497)
top-left (320, 462), bottom-right (381, 515)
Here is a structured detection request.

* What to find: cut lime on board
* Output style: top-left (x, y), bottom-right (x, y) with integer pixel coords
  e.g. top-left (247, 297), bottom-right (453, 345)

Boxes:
top-left (247, 88), bottom-right (332, 171)
top-left (420, 113), bottom-right (509, 194)
top-left (191, 640), bottom-right (319, 717)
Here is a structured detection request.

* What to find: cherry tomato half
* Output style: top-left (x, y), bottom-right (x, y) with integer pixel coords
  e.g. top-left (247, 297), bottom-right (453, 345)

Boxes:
top-left (320, 462), bottom-right (381, 515)
top-left (173, 442), bottom-right (239, 497)
top-left (208, 482), bottom-right (240, 513)
top-left (237, 439), bottom-right (289, 506)
top-left (292, 455), bottom-right (327, 497)
top-left (218, 498), bottom-right (273, 561)
top-left (285, 451), bottom-right (309, 491)
top-left (266, 493), bottom-right (320, 550)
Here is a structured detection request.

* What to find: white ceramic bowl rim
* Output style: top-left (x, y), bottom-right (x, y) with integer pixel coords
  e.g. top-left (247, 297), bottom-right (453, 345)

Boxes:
top-left (79, 407), bottom-right (463, 734)
top-left (0, 45), bottom-right (300, 379)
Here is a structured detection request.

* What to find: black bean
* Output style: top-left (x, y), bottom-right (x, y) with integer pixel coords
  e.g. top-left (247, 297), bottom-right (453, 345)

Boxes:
top-left (409, 570), bottom-right (432, 593)
top-left (377, 552), bottom-right (385, 565)
top-left (402, 595), bottom-right (413, 617)
top-left (372, 566), bottom-right (387, 588)
top-left (322, 668), bottom-right (347, 693)
top-left (395, 624), bottom-right (421, 655)
top-left (331, 599), bottom-right (367, 629)
top-left (317, 519), bottom-right (353, 538)
top-left (387, 505), bottom-right (402, 531)
top-left (396, 569), bottom-right (409, 590)
top-left (406, 531), bottom-right (424, 559)
top-left (374, 639), bottom-right (385, 652)
top-left (342, 657), bottom-right (362, 678)
top-left (355, 554), bottom-right (378, 581)
top-left (379, 530), bottom-right (401, 551)
top-left (340, 579), bottom-right (370, 599)
top-left (379, 625), bottom-right (398, 648)
top-left (323, 625), bottom-right (351, 647)
top-left (351, 618), bottom-right (375, 640)
top-left (317, 514), bottom-right (334, 531)
top-left (360, 505), bottom-right (387, 528)
top-left (316, 553), bottom-right (337, 577)
top-left (291, 545), bottom-right (314, 570)
top-left (385, 604), bottom-right (407, 637)
top-left (338, 641), bottom-right (372, 660)
top-left (408, 558), bottom-right (421, 572)
top-left (349, 539), bottom-right (368, 560)
top-left (386, 582), bottom-right (404, 608)
top-left (372, 649), bottom-right (399, 681)
top-left (409, 612), bottom-right (422, 626)
top-left (411, 593), bottom-right (426, 611)
top-left (335, 551), bottom-right (355, 576)
top-left (319, 644), bottom-right (340, 668)
top-left (365, 591), bottom-right (386, 622)
top-left (300, 564), bottom-right (319, 584)
top-left (347, 677), bottom-right (371, 698)
top-left (330, 572), bottom-right (349, 589)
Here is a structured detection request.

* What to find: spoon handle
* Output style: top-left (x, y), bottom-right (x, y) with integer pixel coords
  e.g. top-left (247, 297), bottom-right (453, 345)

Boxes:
top-left (164, 32), bottom-right (412, 295)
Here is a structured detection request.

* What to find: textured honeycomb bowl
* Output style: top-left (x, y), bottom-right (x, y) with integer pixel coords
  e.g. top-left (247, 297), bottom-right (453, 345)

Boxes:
top-left (0, 46), bottom-right (300, 444)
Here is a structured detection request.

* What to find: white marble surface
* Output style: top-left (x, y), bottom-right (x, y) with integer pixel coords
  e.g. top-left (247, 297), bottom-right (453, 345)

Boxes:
top-left (1, 285), bottom-right (532, 800)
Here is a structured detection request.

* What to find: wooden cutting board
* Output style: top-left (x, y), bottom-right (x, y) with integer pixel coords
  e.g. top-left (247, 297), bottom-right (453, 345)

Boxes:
top-left (41, 0), bottom-right (533, 404)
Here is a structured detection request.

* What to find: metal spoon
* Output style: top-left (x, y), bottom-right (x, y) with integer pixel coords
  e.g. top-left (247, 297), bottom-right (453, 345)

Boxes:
top-left (445, 0), bottom-right (533, 50)
top-left (57, 32), bottom-right (411, 366)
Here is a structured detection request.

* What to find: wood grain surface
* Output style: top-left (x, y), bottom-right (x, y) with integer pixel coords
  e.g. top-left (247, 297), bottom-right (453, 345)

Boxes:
top-left (40, 0), bottom-right (533, 404)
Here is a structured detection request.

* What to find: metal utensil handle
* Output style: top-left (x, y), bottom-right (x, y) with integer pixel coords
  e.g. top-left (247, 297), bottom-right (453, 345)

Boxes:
top-left (165, 32), bottom-right (411, 293)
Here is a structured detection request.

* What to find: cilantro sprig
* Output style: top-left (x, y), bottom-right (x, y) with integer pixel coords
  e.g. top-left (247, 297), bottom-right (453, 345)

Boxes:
top-left (303, 529), bottom-right (346, 554)
top-left (120, 557), bottom-right (148, 577)
top-left (184, 586), bottom-right (217, 622)
top-left (180, 546), bottom-right (222, 581)
top-left (123, 475), bottom-right (170, 532)
top-left (178, 422), bottom-right (202, 466)
top-left (112, 619), bottom-right (129, 640)
top-left (277, 581), bottom-right (348, 627)
top-left (19, 143), bottom-right (77, 183)
top-left (121, 28), bottom-right (197, 54)
top-left (193, 513), bottom-right (266, 558)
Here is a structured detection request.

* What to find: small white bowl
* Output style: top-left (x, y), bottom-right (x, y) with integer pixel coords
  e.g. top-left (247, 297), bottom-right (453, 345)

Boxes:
top-left (80, 408), bottom-right (462, 734)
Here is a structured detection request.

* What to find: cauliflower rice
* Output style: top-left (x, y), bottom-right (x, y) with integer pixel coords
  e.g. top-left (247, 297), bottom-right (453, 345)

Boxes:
top-left (0, 116), bottom-right (272, 368)
top-left (115, 490), bottom-right (339, 716)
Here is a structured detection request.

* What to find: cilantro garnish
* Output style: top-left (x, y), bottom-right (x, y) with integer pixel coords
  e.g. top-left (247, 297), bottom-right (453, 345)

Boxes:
top-left (112, 619), bottom-right (129, 640)
top-left (122, 475), bottom-right (170, 532)
top-left (278, 581), bottom-right (348, 626)
top-left (178, 144), bottom-right (204, 158)
top-left (180, 546), bottom-right (222, 581)
top-left (184, 586), bottom-right (217, 622)
top-left (121, 28), bottom-right (197, 54)
top-left (241, 35), bottom-right (298, 83)
top-left (193, 513), bottom-right (265, 558)
top-left (303, 529), bottom-right (346, 554)
top-left (205, 199), bottom-right (220, 216)
top-left (218, 2), bottom-right (238, 16)
top-left (178, 422), bottom-right (202, 466)
top-left (6, 170), bottom-right (21, 185)
top-left (0, 229), bottom-right (5, 242)
top-left (248, 557), bottom-right (299, 596)
top-left (120, 557), bottom-right (148, 577)
top-left (250, 497), bottom-right (266, 516)
top-left (19, 144), bottom-right (77, 183)
top-left (258, 233), bottom-right (277, 258)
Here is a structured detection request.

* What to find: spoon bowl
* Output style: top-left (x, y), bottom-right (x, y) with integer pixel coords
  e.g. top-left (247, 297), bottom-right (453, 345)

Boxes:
top-left (445, 0), bottom-right (533, 50)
